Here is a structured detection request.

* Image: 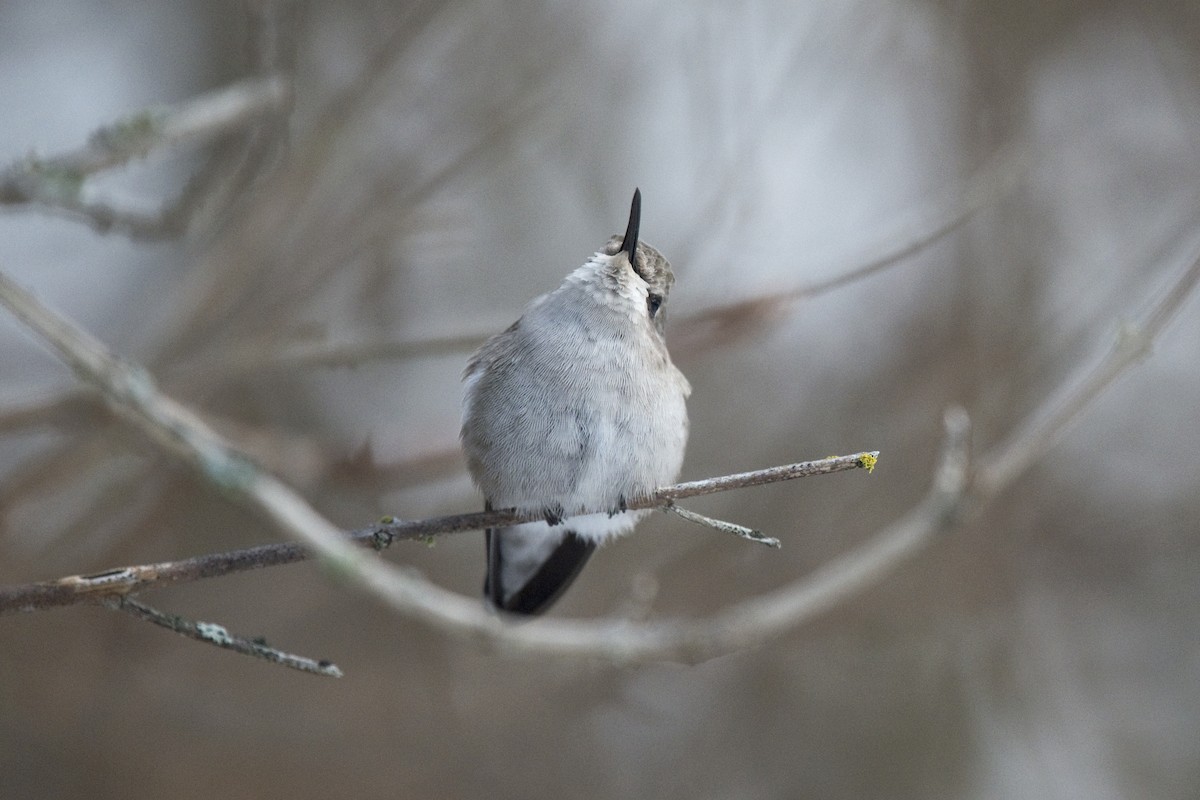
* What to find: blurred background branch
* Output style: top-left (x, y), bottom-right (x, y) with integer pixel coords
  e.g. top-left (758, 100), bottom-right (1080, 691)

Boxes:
top-left (0, 75), bottom-right (291, 238)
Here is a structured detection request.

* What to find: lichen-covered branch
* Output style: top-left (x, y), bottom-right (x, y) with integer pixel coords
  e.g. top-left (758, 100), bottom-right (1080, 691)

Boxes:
top-left (108, 596), bottom-right (342, 678)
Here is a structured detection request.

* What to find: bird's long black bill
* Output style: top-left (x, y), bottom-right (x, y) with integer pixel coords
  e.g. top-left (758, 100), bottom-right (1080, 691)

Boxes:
top-left (620, 188), bottom-right (641, 259)
top-left (486, 527), bottom-right (597, 616)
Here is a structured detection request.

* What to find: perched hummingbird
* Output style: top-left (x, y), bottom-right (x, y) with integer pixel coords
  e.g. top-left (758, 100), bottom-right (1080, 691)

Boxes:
top-left (461, 190), bottom-right (690, 615)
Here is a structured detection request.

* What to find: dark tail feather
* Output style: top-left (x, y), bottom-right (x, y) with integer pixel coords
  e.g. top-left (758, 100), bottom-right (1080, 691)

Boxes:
top-left (485, 527), bottom-right (596, 616)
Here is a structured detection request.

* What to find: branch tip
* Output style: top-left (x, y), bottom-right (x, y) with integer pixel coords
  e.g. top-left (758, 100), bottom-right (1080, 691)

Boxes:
top-left (666, 503), bottom-right (781, 548)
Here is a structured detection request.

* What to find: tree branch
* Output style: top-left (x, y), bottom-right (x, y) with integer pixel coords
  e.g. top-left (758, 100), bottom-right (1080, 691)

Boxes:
top-left (107, 596), bottom-right (342, 678)
top-left (0, 453), bottom-right (876, 615)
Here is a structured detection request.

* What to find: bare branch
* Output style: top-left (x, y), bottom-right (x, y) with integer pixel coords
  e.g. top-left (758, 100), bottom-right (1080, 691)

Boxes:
top-left (665, 503), bottom-right (780, 548)
top-left (107, 596), bottom-right (342, 678)
top-left (373, 452), bottom-right (876, 541)
top-left (0, 453), bottom-right (875, 615)
top-left (657, 453), bottom-right (877, 500)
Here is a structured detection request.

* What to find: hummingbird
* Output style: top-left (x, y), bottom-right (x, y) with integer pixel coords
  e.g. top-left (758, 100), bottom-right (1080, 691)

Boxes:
top-left (460, 189), bottom-right (690, 615)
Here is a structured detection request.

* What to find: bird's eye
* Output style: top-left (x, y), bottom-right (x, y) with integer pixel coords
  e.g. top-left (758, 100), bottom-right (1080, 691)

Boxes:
top-left (647, 292), bottom-right (663, 318)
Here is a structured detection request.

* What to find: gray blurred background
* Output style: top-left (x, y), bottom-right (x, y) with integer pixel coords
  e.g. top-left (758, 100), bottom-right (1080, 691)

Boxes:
top-left (2, 1), bottom-right (1199, 798)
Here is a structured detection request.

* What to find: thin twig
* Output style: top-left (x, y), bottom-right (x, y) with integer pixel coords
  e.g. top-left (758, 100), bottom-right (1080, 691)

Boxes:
top-left (371, 452), bottom-right (876, 541)
top-left (107, 596), bottom-right (342, 678)
top-left (665, 503), bottom-right (780, 548)
top-left (0, 453), bottom-right (875, 615)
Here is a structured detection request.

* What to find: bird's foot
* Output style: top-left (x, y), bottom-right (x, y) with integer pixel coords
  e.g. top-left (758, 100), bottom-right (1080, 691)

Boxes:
top-left (607, 494), bottom-right (629, 518)
top-left (543, 504), bottom-right (566, 526)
